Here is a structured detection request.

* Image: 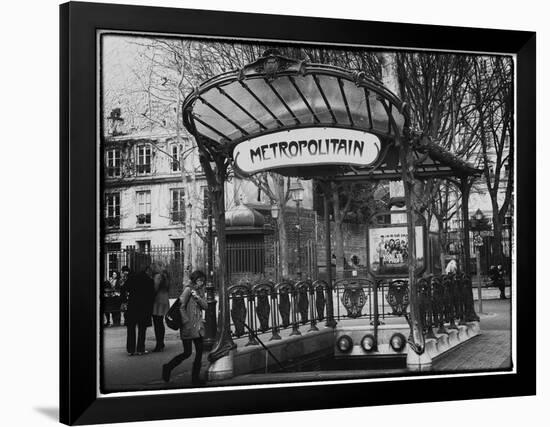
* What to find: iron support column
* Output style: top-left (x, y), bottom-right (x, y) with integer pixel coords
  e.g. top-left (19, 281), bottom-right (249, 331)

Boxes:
top-left (323, 184), bottom-right (337, 328)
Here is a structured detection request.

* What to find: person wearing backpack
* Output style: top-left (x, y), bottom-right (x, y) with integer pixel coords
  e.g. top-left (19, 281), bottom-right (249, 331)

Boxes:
top-left (162, 270), bottom-right (208, 386)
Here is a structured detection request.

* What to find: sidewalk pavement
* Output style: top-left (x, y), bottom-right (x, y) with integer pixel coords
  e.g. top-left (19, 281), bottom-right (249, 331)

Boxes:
top-left (102, 300), bottom-right (511, 392)
top-left (472, 286), bottom-right (511, 300)
top-left (101, 320), bottom-right (320, 392)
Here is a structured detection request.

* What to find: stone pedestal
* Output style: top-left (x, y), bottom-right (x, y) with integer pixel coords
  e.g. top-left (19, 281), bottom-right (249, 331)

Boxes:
top-left (406, 346), bottom-right (432, 371)
top-left (206, 352), bottom-right (234, 381)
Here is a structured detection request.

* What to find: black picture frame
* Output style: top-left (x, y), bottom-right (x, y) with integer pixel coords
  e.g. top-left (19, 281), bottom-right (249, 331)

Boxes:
top-left (60, 1), bottom-right (536, 424)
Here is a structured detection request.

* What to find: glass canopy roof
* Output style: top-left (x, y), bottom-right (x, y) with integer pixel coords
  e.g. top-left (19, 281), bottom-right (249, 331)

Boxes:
top-left (182, 51), bottom-right (481, 179)
top-left (183, 52), bottom-right (406, 149)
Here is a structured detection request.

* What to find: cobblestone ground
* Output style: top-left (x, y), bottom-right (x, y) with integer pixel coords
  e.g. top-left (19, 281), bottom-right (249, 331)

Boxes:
top-left (433, 331), bottom-right (512, 371)
top-left (432, 298), bottom-right (512, 372)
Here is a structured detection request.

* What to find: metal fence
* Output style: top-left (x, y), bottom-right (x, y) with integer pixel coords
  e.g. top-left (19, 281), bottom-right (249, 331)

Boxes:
top-left (226, 238), bottom-right (318, 283)
top-left (447, 230), bottom-right (512, 275)
top-left (105, 238), bottom-right (319, 297)
top-left (104, 245), bottom-right (186, 297)
top-left (228, 279), bottom-right (329, 344)
top-left (226, 273), bottom-right (479, 346)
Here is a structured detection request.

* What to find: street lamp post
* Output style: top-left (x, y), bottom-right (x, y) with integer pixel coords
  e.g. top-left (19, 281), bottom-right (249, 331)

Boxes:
top-left (271, 203), bottom-right (280, 281)
top-left (471, 209), bottom-right (485, 314)
top-left (289, 181), bottom-right (304, 280)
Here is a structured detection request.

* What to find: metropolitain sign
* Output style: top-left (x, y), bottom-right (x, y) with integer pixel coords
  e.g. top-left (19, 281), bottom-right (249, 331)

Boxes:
top-left (232, 127), bottom-right (381, 175)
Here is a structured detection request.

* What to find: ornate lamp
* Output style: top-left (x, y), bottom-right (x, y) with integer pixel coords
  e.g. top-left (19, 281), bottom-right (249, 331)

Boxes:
top-left (289, 180), bottom-right (305, 203)
top-left (270, 203), bottom-right (280, 219)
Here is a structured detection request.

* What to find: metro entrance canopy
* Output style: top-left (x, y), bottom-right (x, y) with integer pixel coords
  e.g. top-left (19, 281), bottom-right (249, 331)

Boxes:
top-left (182, 49), bottom-right (480, 180)
top-left (182, 50), bottom-right (482, 377)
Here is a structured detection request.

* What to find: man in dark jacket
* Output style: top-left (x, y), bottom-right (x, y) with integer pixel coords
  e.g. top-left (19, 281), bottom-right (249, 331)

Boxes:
top-left (121, 265), bottom-right (155, 355)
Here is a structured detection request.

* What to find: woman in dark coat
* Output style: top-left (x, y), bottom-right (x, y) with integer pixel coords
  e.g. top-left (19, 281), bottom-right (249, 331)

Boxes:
top-left (121, 266), bottom-right (155, 356)
top-left (162, 270), bottom-right (207, 385)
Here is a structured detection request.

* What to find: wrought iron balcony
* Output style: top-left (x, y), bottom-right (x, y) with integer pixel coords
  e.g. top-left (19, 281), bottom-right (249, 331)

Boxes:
top-left (136, 213), bottom-right (151, 225)
top-left (105, 216), bottom-right (120, 228)
top-left (171, 211), bottom-right (185, 223)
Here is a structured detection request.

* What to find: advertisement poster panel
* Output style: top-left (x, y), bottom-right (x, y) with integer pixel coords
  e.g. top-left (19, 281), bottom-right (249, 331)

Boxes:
top-left (368, 225), bottom-right (424, 277)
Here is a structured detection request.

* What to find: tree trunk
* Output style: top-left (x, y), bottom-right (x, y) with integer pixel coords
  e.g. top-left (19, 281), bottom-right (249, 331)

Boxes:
top-left (492, 206), bottom-right (504, 267)
top-left (198, 152), bottom-right (235, 363)
top-left (400, 142), bottom-right (425, 355)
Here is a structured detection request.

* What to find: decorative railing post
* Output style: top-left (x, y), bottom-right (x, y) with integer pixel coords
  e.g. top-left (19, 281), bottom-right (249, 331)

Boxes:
top-left (276, 280), bottom-right (293, 329)
top-left (308, 280), bottom-right (319, 332)
top-left (462, 275), bottom-right (479, 322)
top-left (431, 276), bottom-right (446, 334)
top-left (245, 287), bottom-right (258, 346)
top-left (204, 279), bottom-right (218, 350)
top-left (313, 280), bottom-right (327, 321)
top-left (371, 280), bottom-right (382, 326)
top-left (296, 280), bottom-right (310, 325)
top-left (268, 284), bottom-right (281, 340)
top-left (421, 276), bottom-right (437, 339)
top-left (229, 284), bottom-right (249, 339)
top-left (445, 275), bottom-right (458, 330)
top-left (290, 281), bottom-right (302, 336)
top-left (253, 282), bottom-right (272, 333)
top-left (457, 273), bottom-right (467, 325)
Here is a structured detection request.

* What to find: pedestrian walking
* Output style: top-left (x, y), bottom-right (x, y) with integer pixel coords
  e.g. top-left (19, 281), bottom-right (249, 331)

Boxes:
top-left (445, 259), bottom-right (458, 275)
top-left (152, 271), bottom-right (170, 352)
top-left (107, 271), bottom-right (122, 326)
top-left (121, 265), bottom-right (155, 356)
top-left (162, 270), bottom-right (208, 386)
top-left (489, 264), bottom-right (506, 299)
top-left (119, 268), bottom-right (129, 326)
top-left (102, 280), bottom-right (113, 327)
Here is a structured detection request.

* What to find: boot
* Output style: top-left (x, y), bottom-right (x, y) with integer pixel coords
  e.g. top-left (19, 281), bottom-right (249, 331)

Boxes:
top-left (162, 364), bottom-right (172, 382)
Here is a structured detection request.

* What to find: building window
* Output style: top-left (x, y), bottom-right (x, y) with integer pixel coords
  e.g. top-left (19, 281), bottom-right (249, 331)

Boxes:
top-left (105, 242), bottom-right (121, 278)
top-left (105, 192), bottom-right (120, 228)
top-left (172, 238), bottom-right (184, 261)
top-left (136, 144), bottom-right (151, 175)
top-left (171, 144), bottom-right (180, 172)
top-left (106, 148), bottom-right (121, 177)
top-left (136, 190), bottom-right (151, 225)
top-left (202, 186), bottom-right (210, 220)
top-left (137, 240), bottom-right (150, 254)
top-left (171, 188), bottom-right (185, 223)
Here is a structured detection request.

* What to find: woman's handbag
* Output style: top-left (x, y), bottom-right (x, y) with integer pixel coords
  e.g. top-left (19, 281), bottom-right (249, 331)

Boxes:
top-left (165, 298), bottom-right (182, 330)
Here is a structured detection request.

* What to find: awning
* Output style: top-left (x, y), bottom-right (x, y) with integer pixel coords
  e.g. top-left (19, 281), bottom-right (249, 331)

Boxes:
top-left (182, 50), bottom-right (481, 180)
top-left (183, 51), bottom-right (406, 150)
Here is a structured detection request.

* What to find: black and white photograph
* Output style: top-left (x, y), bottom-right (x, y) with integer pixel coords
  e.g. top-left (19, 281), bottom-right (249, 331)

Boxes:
top-left (3, 0), bottom-right (544, 425)
top-left (99, 32), bottom-right (516, 393)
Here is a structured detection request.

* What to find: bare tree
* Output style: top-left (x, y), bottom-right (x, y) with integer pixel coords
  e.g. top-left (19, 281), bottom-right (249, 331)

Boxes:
top-left (468, 56), bottom-right (514, 266)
